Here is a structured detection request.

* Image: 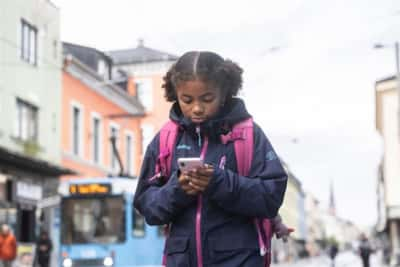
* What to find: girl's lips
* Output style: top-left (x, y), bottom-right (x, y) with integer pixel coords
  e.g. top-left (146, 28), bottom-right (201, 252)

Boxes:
top-left (191, 117), bottom-right (205, 123)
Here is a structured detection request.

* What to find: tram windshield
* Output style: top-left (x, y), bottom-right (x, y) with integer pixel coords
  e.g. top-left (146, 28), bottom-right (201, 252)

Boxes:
top-left (61, 196), bottom-right (125, 244)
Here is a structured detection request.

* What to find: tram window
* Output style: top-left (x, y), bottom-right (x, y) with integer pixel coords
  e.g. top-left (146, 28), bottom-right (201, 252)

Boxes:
top-left (157, 225), bottom-right (167, 237)
top-left (132, 209), bottom-right (145, 237)
top-left (61, 196), bottom-right (125, 244)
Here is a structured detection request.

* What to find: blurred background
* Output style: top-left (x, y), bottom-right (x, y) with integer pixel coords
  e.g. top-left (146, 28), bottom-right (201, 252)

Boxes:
top-left (0, 0), bottom-right (400, 266)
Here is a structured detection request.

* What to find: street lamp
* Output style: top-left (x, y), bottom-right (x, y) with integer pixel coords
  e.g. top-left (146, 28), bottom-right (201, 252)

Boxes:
top-left (374, 41), bottom-right (400, 138)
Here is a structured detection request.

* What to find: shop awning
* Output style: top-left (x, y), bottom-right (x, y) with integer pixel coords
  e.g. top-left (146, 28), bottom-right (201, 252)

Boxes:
top-left (0, 146), bottom-right (76, 177)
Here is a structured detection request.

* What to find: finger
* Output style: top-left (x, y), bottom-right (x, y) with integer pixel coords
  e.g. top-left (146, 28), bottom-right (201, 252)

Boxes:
top-left (178, 175), bottom-right (190, 185)
top-left (181, 184), bottom-right (198, 195)
top-left (190, 173), bottom-right (211, 182)
top-left (188, 181), bottom-right (206, 192)
top-left (288, 228), bottom-right (295, 233)
top-left (181, 184), bottom-right (192, 191)
top-left (195, 167), bottom-right (213, 176)
top-left (186, 189), bottom-right (198, 195)
top-left (190, 178), bottom-right (209, 187)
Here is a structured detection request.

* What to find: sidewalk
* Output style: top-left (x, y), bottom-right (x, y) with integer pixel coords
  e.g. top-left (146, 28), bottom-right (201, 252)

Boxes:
top-left (274, 250), bottom-right (386, 267)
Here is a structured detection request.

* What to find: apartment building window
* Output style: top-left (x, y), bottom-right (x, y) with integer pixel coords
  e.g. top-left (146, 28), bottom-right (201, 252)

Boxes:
top-left (97, 59), bottom-right (107, 78)
top-left (125, 133), bottom-right (133, 175)
top-left (15, 98), bottom-right (38, 141)
top-left (92, 115), bottom-right (101, 164)
top-left (20, 19), bottom-right (37, 65)
top-left (141, 125), bottom-right (154, 155)
top-left (71, 104), bottom-right (83, 156)
top-left (110, 125), bottom-right (120, 173)
top-left (135, 79), bottom-right (153, 110)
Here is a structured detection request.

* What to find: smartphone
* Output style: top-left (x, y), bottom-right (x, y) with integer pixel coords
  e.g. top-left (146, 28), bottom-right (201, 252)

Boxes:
top-left (177, 157), bottom-right (204, 172)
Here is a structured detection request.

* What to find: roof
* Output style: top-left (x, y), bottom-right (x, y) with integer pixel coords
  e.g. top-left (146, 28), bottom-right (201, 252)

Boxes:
top-left (108, 42), bottom-right (179, 65)
top-left (375, 75), bottom-right (396, 85)
top-left (0, 146), bottom-right (76, 177)
top-left (63, 42), bottom-right (112, 71)
top-left (64, 55), bottom-right (145, 116)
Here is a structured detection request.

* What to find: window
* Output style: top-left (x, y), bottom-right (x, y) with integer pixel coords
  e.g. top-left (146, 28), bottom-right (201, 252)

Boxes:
top-left (15, 98), bottom-right (38, 141)
top-left (109, 125), bottom-right (120, 173)
top-left (125, 133), bottom-right (133, 175)
top-left (71, 104), bottom-right (83, 156)
top-left (158, 225), bottom-right (167, 237)
top-left (132, 209), bottom-right (145, 237)
top-left (92, 115), bottom-right (101, 164)
top-left (135, 79), bottom-right (153, 110)
top-left (97, 59), bottom-right (107, 78)
top-left (20, 19), bottom-right (37, 65)
top-left (61, 197), bottom-right (126, 244)
top-left (141, 125), bottom-right (154, 156)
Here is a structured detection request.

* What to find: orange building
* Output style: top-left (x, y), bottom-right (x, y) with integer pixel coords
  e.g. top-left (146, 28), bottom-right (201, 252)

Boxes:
top-left (108, 40), bottom-right (178, 155)
top-left (61, 43), bottom-right (145, 178)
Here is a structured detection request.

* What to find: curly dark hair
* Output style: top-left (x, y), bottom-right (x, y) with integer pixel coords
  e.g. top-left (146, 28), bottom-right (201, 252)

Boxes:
top-left (162, 51), bottom-right (243, 102)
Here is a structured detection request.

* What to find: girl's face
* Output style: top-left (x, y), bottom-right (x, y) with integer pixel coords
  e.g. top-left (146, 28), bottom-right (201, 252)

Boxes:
top-left (176, 79), bottom-right (223, 124)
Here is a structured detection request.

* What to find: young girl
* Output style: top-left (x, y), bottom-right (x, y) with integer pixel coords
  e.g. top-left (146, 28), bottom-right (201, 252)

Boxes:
top-left (134, 51), bottom-right (288, 267)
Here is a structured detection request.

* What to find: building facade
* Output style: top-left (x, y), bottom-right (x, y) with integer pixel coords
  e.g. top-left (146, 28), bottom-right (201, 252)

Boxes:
top-left (272, 162), bottom-right (307, 262)
top-left (375, 76), bottom-right (400, 266)
top-left (0, 0), bottom-right (73, 264)
top-left (304, 192), bottom-right (326, 256)
top-left (108, 40), bottom-right (178, 156)
top-left (62, 43), bottom-right (145, 178)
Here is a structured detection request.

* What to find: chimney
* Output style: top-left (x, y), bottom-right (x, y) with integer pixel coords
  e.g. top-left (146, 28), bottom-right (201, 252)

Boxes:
top-left (137, 38), bottom-right (144, 47)
top-left (127, 76), bottom-right (137, 97)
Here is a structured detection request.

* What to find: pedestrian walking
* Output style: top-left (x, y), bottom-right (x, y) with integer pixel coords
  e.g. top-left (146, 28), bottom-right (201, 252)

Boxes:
top-left (328, 241), bottom-right (339, 267)
top-left (35, 230), bottom-right (52, 267)
top-left (134, 51), bottom-right (288, 266)
top-left (0, 224), bottom-right (17, 267)
top-left (359, 234), bottom-right (373, 267)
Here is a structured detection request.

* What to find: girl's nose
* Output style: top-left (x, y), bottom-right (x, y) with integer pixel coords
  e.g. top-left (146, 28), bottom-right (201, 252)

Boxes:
top-left (192, 103), bottom-right (204, 114)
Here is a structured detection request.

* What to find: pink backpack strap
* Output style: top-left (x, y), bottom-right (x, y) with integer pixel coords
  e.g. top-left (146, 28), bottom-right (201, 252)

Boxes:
top-left (157, 121), bottom-right (179, 266)
top-left (157, 120), bottom-right (179, 179)
top-left (232, 118), bottom-right (254, 177)
top-left (232, 118), bottom-right (272, 266)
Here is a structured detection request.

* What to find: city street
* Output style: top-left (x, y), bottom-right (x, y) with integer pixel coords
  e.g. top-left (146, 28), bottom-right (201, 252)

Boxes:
top-left (2, 1), bottom-right (400, 266)
top-left (275, 251), bottom-right (384, 267)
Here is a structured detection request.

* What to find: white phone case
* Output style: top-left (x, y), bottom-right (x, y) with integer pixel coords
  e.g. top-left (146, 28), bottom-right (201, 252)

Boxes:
top-left (177, 157), bottom-right (204, 172)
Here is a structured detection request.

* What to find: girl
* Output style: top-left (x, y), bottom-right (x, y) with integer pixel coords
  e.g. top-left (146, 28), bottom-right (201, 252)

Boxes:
top-left (134, 51), bottom-right (288, 267)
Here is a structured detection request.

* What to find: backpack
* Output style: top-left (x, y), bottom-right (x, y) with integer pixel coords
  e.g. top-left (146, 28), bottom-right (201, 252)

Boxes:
top-left (155, 118), bottom-right (273, 267)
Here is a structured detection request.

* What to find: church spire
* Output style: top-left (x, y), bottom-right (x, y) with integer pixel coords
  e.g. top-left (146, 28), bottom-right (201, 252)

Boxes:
top-left (329, 180), bottom-right (336, 216)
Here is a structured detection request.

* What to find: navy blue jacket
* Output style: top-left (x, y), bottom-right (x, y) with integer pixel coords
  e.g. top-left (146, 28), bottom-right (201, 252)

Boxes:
top-left (134, 99), bottom-right (288, 267)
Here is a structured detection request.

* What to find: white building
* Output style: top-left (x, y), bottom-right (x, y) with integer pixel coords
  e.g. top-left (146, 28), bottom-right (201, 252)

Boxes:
top-left (375, 75), bottom-right (400, 266)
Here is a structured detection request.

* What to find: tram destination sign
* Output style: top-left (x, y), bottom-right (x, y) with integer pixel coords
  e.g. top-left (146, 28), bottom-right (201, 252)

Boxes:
top-left (69, 183), bottom-right (112, 195)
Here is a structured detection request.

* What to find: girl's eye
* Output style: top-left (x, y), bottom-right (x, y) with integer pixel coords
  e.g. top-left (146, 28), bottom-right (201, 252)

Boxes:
top-left (202, 95), bottom-right (215, 102)
top-left (181, 96), bottom-right (192, 104)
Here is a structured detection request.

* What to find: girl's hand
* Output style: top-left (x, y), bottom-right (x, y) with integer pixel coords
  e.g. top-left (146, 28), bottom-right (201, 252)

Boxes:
top-left (274, 221), bottom-right (295, 242)
top-left (186, 165), bottom-right (214, 192)
top-left (178, 172), bottom-right (198, 195)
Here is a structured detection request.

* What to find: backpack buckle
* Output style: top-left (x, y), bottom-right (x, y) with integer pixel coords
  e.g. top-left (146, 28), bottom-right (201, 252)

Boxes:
top-left (220, 131), bottom-right (245, 144)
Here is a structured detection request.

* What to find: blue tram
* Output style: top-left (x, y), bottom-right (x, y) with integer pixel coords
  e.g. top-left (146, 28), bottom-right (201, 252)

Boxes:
top-left (58, 177), bottom-right (164, 267)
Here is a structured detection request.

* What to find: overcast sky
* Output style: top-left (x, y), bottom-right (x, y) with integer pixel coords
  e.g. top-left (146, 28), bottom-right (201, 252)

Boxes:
top-left (52, 0), bottom-right (400, 228)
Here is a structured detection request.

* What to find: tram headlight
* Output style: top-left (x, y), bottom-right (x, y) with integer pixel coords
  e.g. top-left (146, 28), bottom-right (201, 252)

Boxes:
top-left (103, 256), bottom-right (113, 267)
top-left (62, 258), bottom-right (73, 267)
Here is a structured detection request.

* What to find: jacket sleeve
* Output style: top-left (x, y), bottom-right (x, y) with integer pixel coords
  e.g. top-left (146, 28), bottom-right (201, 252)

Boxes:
top-left (205, 123), bottom-right (288, 218)
top-left (133, 133), bottom-right (197, 225)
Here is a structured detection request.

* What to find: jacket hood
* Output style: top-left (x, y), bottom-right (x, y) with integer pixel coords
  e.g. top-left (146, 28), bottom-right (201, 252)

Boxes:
top-left (169, 98), bottom-right (251, 140)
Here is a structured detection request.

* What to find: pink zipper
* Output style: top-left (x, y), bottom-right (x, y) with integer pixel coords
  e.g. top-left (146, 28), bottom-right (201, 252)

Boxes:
top-left (195, 136), bottom-right (208, 267)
